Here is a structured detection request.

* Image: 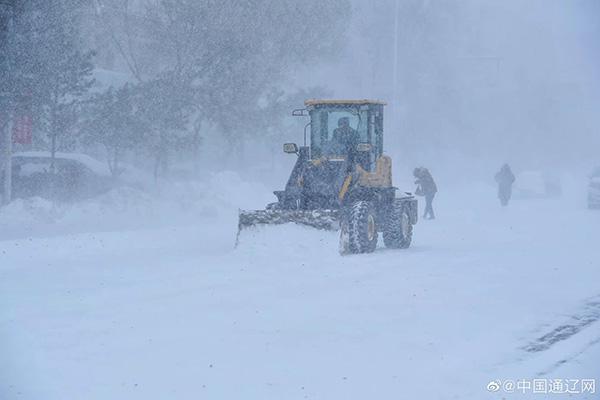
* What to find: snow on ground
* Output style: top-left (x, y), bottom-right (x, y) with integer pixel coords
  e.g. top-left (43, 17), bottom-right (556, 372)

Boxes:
top-left (0, 173), bottom-right (599, 399)
top-left (0, 171), bottom-right (273, 241)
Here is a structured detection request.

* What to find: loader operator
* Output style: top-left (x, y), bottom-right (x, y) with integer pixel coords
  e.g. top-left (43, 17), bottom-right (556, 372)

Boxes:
top-left (331, 117), bottom-right (360, 158)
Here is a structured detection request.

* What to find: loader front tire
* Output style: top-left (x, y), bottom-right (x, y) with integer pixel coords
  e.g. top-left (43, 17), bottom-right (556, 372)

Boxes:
top-left (383, 201), bottom-right (412, 249)
top-left (345, 201), bottom-right (378, 254)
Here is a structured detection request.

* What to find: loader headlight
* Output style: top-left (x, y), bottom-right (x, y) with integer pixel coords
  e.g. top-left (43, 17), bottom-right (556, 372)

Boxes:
top-left (356, 143), bottom-right (372, 152)
top-left (283, 143), bottom-right (299, 154)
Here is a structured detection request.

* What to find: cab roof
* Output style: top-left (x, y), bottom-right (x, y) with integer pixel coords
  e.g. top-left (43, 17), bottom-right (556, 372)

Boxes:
top-left (304, 99), bottom-right (387, 106)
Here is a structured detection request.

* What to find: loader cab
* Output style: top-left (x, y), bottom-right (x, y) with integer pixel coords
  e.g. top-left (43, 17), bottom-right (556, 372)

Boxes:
top-left (304, 100), bottom-right (385, 172)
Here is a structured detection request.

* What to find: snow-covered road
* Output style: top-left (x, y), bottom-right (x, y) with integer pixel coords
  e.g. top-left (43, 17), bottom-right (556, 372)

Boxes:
top-left (1, 183), bottom-right (599, 399)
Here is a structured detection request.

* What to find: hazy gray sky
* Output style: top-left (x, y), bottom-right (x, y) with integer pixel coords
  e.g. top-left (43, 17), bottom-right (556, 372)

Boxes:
top-left (295, 0), bottom-right (600, 173)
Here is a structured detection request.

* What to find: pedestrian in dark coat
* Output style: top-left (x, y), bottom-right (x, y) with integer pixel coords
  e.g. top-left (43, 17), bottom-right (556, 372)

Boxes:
top-left (495, 164), bottom-right (515, 206)
top-left (414, 167), bottom-right (437, 219)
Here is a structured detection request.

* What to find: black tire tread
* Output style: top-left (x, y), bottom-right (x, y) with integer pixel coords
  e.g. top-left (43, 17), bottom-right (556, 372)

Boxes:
top-left (383, 200), bottom-right (413, 249)
top-left (347, 201), bottom-right (378, 254)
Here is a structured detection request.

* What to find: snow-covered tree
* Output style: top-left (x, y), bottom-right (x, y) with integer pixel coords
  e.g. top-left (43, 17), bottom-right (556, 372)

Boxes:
top-left (91, 0), bottom-right (351, 167)
top-left (132, 75), bottom-right (196, 180)
top-left (82, 84), bottom-right (143, 177)
top-left (155, 0), bottom-right (349, 160)
top-left (3, 0), bottom-right (95, 161)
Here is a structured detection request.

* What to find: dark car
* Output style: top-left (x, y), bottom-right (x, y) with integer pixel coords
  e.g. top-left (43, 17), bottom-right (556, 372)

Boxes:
top-left (3, 152), bottom-right (113, 202)
top-left (589, 167), bottom-right (600, 209)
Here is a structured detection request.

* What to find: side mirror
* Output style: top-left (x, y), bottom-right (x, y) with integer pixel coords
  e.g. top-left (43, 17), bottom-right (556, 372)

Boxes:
top-left (356, 143), bottom-right (372, 152)
top-left (292, 108), bottom-right (308, 117)
top-left (283, 143), bottom-right (299, 154)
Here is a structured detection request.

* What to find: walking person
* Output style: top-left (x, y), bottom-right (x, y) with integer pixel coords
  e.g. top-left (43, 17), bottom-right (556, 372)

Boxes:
top-left (414, 167), bottom-right (437, 219)
top-left (495, 163), bottom-right (515, 206)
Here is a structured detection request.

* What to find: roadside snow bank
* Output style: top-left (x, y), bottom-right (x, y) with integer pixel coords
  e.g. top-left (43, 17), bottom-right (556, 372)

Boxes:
top-left (0, 171), bottom-right (275, 241)
top-left (206, 170), bottom-right (275, 210)
top-left (0, 197), bottom-right (59, 225)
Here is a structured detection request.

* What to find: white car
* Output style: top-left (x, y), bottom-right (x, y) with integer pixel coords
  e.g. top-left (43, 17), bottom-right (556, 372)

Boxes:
top-left (588, 167), bottom-right (600, 209)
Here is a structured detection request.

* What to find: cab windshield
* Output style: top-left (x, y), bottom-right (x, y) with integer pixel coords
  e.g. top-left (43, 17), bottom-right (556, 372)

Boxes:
top-left (310, 107), bottom-right (368, 159)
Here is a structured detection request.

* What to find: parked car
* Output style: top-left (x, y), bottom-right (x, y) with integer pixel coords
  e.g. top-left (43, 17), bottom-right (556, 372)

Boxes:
top-left (2, 152), bottom-right (114, 201)
top-left (2, 152), bottom-right (154, 202)
top-left (588, 167), bottom-right (600, 209)
top-left (513, 170), bottom-right (562, 199)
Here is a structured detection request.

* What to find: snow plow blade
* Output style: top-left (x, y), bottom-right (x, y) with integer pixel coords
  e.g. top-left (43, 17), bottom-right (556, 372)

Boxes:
top-left (238, 209), bottom-right (340, 232)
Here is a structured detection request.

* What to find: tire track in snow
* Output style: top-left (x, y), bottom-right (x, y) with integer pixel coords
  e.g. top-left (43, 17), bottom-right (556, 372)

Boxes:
top-left (537, 335), bottom-right (600, 376)
top-left (522, 296), bottom-right (600, 353)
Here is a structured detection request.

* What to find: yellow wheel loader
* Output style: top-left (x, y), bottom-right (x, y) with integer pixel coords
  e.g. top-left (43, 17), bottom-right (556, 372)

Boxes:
top-left (238, 99), bottom-right (418, 254)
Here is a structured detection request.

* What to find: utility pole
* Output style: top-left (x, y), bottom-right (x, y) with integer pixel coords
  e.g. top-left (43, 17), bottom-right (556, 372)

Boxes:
top-left (1, 0), bottom-right (14, 205)
top-left (2, 115), bottom-right (12, 205)
top-left (392, 0), bottom-right (400, 133)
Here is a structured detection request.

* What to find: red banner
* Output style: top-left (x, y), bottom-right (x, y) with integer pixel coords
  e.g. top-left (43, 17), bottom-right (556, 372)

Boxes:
top-left (12, 114), bottom-right (32, 145)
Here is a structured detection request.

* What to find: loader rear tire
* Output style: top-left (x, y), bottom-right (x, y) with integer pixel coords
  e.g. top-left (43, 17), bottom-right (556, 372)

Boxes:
top-left (346, 201), bottom-right (378, 254)
top-left (383, 201), bottom-right (412, 249)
